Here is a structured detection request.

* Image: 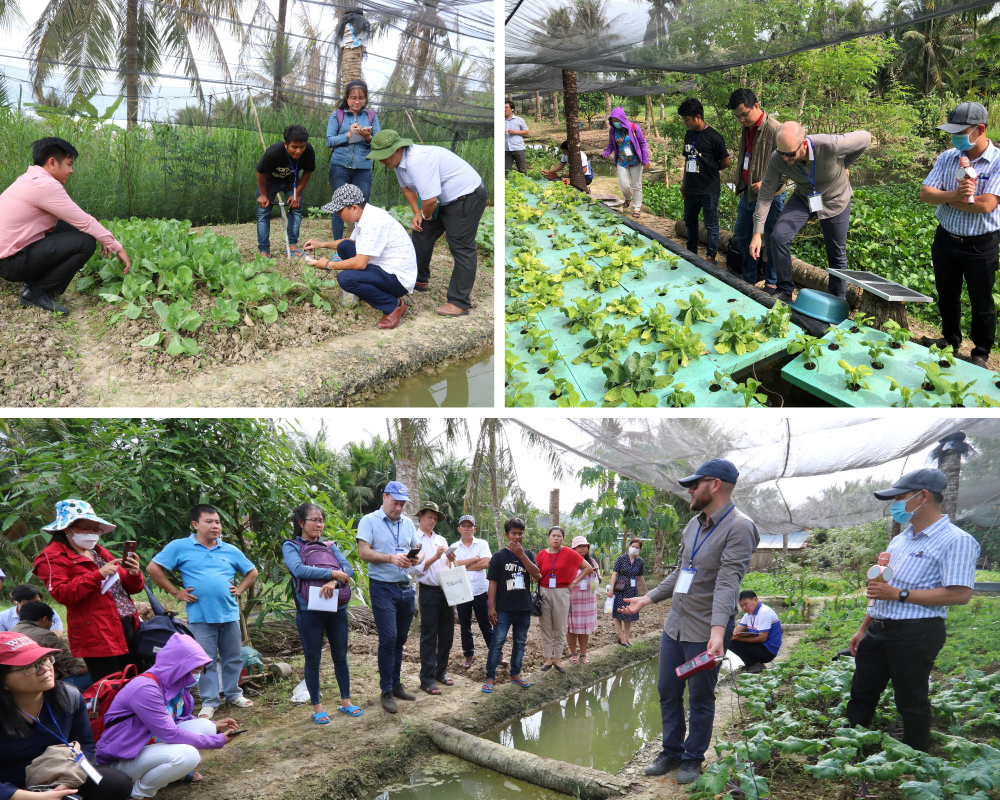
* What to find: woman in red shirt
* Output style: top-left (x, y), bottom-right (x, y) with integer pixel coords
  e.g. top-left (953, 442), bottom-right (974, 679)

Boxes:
top-left (33, 499), bottom-right (145, 683)
top-left (535, 527), bottom-right (593, 672)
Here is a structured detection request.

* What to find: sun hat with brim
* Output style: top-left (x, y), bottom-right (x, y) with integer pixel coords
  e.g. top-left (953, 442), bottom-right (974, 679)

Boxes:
top-left (571, 535), bottom-right (590, 549)
top-left (873, 468), bottom-right (948, 500)
top-left (321, 183), bottom-right (367, 214)
top-left (366, 129), bottom-right (413, 161)
top-left (417, 501), bottom-right (441, 517)
top-left (42, 498), bottom-right (116, 534)
top-left (0, 632), bottom-right (61, 667)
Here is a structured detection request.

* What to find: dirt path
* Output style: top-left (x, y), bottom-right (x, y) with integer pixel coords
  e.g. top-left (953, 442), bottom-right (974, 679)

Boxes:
top-left (0, 220), bottom-right (494, 407)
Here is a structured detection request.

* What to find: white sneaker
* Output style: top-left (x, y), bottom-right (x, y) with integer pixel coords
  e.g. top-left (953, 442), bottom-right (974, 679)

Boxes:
top-left (198, 706), bottom-right (216, 719)
top-left (229, 696), bottom-right (254, 708)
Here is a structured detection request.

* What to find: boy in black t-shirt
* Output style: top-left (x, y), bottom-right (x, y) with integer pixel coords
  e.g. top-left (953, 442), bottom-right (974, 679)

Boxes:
top-left (483, 517), bottom-right (541, 693)
top-left (678, 98), bottom-right (730, 264)
top-left (255, 124), bottom-right (316, 257)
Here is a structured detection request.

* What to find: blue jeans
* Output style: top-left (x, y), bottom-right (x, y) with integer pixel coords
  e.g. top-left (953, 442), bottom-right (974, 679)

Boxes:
top-left (329, 165), bottom-right (373, 238)
top-left (62, 672), bottom-right (93, 691)
top-left (256, 181), bottom-right (302, 253)
top-left (335, 240), bottom-right (408, 315)
top-left (295, 606), bottom-right (350, 705)
top-left (486, 610), bottom-right (530, 680)
top-left (734, 190), bottom-right (785, 286)
top-left (369, 580), bottom-right (416, 692)
top-left (189, 620), bottom-right (244, 708)
top-left (657, 618), bottom-right (735, 762)
top-left (683, 193), bottom-right (720, 258)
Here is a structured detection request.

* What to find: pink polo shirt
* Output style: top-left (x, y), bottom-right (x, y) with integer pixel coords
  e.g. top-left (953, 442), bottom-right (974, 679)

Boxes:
top-left (0, 165), bottom-right (121, 259)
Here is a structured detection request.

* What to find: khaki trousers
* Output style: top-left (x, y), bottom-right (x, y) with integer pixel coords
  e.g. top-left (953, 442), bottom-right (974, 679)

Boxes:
top-left (539, 586), bottom-right (571, 660)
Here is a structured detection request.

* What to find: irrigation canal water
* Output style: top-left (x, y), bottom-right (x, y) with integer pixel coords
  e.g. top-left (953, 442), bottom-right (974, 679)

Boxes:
top-left (366, 657), bottom-right (661, 799)
top-left (366, 349), bottom-right (493, 407)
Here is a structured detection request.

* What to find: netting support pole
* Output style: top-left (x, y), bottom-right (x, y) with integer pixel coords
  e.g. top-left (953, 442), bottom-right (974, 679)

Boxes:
top-left (403, 107), bottom-right (425, 144)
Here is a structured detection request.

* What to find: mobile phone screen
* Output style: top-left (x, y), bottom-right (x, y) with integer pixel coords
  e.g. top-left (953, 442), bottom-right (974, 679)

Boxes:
top-left (406, 547), bottom-right (421, 560)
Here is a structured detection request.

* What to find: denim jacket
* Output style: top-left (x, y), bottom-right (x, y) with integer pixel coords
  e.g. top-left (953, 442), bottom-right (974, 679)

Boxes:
top-left (282, 537), bottom-right (355, 611)
top-left (326, 108), bottom-right (382, 170)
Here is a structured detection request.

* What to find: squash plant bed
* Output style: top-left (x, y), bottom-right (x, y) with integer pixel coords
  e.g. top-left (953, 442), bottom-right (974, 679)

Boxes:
top-left (505, 175), bottom-right (794, 407)
top-left (781, 320), bottom-right (1000, 408)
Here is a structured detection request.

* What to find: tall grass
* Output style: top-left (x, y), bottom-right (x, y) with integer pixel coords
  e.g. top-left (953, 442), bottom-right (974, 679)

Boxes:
top-left (0, 108), bottom-right (493, 226)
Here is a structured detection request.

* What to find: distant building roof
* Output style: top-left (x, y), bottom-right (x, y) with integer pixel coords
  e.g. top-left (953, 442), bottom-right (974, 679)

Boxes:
top-left (757, 530), bottom-right (811, 550)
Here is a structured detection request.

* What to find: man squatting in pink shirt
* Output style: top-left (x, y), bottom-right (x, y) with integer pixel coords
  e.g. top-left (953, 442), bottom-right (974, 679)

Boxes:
top-left (0, 137), bottom-right (132, 314)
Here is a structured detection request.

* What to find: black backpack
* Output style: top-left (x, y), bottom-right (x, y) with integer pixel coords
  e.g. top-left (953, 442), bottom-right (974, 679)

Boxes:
top-left (134, 586), bottom-right (195, 665)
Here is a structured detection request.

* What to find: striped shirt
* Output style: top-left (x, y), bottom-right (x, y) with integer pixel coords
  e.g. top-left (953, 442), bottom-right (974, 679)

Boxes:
top-left (871, 514), bottom-right (980, 621)
top-left (922, 142), bottom-right (1000, 236)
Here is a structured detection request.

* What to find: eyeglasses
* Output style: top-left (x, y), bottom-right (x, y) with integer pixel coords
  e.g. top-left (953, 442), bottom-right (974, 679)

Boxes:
top-left (733, 110), bottom-right (753, 121)
top-left (20, 655), bottom-right (55, 676)
top-left (304, 517), bottom-right (325, 524)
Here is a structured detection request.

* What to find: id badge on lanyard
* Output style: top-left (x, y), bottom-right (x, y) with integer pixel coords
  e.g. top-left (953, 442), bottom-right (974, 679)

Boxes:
top-left (808, 192), bottom-right (823, 213)
top-left (686, 157), bottom-right (699, 173)
top-left (743, 152), bottom-right (751, 171)
top-left (513, 574), bottom-right (525, 590)
top-left (630, 577), bottom-right (637, 588)
top-left (548, 575), bottom-right (557, 588)
top-left (675, 568), bottom-right (696, 594)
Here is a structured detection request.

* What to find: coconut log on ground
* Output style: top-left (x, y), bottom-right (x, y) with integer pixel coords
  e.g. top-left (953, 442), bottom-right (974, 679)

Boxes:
top-left (424, 720), bottom-right (629, 799)
top-left (673, 219), bottom-right (869, 313)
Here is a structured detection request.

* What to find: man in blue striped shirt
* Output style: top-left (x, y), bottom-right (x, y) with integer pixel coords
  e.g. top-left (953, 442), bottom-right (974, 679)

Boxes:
top-left (919, 102), bottom-right (1000, 369)
top-left (846, 468), bottom-right (980, 751)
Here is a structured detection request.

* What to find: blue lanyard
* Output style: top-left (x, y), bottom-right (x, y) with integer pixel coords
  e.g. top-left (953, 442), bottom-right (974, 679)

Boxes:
top-left (21, 700), bottom-right (73, 749)
top-left (287, 152), bottom-right (299, 192)
top-left (689, 129), bottom-right (704, 157)
top-left (797, 139), bottom-right (817, 191)
top-left (384, 517), bottom-right (402, 550)
top-left (688, 505), bottom-right (734, 568)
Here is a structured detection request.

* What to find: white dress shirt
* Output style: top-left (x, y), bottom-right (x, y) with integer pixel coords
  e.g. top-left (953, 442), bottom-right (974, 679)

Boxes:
top-left (412, 530), bottom-right (450, 587)
top-left (351, 203), bottom-right (417, 292)
top-left (451, 537), bottom-right (492, 596)
top-left (394, 145), bottom-right (482, 206)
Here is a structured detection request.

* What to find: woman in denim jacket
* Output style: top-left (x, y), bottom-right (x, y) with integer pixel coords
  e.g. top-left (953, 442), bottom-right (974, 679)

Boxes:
top-left (325, 80), bottom-right (381, 238)
top-left (282, 503), bottom-right (361, 723)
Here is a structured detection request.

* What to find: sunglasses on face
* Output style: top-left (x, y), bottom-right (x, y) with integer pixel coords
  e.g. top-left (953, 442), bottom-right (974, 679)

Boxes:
top-left (777, 147), bottom-right (801, 158)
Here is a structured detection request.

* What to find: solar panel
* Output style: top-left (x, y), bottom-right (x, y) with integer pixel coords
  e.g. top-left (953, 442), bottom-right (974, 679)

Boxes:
top-left (828, 269), bottom-right (933, 303)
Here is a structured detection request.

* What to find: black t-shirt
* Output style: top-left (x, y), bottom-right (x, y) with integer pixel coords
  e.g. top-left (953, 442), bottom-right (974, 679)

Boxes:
top-left (682, 126), bottom-right (728, 195)
top-left (256, 141), bottom-right (316, 183)
top-left (487, 547), bottom-right (537, 613)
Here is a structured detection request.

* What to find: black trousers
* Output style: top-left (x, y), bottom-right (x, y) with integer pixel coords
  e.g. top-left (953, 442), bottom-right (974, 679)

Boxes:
top-left (931, 226), bottom-right (998, 358)
top-left (846, 617), bottom-right (946, 751)
top-left (76, 765), bottom-right (134, 800)
top-left (411, 185), bottom-right (488, 310)
top-left (83, 615), bottom-right (141, 683)
top-left (418, 584), bottom-right (455, 686)
top-left (505, 150), bottom-right (527, 174)
top-left (0, 219), bottom-right (97, 295)
top-left (727, 639), bottom-right (776, 667)
top-left (456, 590), bottom-right (493, 657)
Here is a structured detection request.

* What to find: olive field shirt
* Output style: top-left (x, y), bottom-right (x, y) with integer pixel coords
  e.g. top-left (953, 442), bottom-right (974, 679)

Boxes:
top-left (10, 620), bottom-right (87, 679)
top-left (753, 130), bottom-right (872, 233)
top-left (734, 111), bottom-right (787, 202)
top-left (646, 502), bottom-right (759, 643)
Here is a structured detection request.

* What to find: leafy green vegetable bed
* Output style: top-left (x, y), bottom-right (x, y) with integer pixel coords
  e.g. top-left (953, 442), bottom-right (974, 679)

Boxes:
top-left (694, 597), bottom-right (1000, 800)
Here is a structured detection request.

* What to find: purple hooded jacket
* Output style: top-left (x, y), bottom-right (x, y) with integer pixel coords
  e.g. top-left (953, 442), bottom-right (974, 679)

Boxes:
top-left (96, 634), bottom-right (226, 763)
top-left (602, 108), bottom-right (650, 166)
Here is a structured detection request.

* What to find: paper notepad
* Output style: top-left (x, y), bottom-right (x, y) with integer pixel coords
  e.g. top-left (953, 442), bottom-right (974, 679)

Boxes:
top-left (101, 572), bottom-right (120, 594)
top-left (308, 585), bottom-right (339, 612)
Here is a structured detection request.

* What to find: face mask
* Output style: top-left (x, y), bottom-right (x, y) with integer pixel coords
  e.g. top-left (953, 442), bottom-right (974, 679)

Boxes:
top-left (187, 672), bottom-right (202, 687)
top-left (69, 532), bottom-right (100, 550)
top-left (629, 547), bottom-right (640, 556)
top-left (612, 120), bottom-right (621, 128)
top-left (890, 495), bottom-right (923, 525)
top-left (952, 131), bottom-right (976, 151)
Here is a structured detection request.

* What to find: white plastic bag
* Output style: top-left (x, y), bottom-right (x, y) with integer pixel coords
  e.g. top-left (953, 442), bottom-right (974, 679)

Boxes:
top-left (604, 596), bottom-right (613, 614)
top-left (341, 290), bottom-right (359, 308)
top-left (290, 679), bottom-right (313, 704)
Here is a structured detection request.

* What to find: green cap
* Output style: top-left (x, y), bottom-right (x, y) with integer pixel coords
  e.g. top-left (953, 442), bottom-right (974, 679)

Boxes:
top-left (417, 500), bottom-right (441, 517)
top-left (367, 129), bottom-right (414, 161)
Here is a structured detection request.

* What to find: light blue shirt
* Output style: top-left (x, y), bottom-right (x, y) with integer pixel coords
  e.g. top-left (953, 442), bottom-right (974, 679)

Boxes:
top-left (922, 142), bottom-right (1000, 236)
top-left (505, 115), bottom-right (527, 152)
top-left (0, 605), bottom-right (63, 632)
top-left (871, 514), bottom-right (980, 621)
top-left (152, 534), bottom-right (257, 624)
top-left (356, 508), bottom-right (420, 583)
top-left (394, 144), bottom-right (482, 206)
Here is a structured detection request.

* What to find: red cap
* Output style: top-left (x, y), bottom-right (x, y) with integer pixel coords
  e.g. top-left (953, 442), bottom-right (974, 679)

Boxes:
top-left (0, 632), bottom-right (61, 667)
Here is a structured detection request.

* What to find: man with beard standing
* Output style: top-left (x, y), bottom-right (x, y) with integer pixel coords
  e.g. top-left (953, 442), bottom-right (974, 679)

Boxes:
top-left (623, 459), bottom-right (759, 784)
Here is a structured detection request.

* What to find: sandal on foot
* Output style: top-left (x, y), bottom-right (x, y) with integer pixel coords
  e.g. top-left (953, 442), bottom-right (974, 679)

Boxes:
top-left (289, 246), bottom-right (305, 257)
top-left (540, 664), bottom-right (552, 671)
top-left (632, 210), bottom-right (641, 218)
top-left (580, 654), bottom-right (591, 664)
top-left (437, 673), bottom-right (454, 686)
top-left (420, 684), bottom-right (442, 695)
top-left (182, 771), bottom-right (202, 783)
top-left (337, 705), bottom-right (363, 717)
top-left (229, 696), bottom-right (254, 708)
top-left (511, 677), bottom-right (531, 688)
top-left (481, 684), bottom-right (494, 693)
top-left (312, 711), bottom-right (331, 724)
top-left (570, 654), bottom-right (579, 665)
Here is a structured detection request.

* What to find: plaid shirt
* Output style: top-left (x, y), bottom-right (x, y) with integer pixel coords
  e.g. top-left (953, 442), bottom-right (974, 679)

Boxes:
top-left (871, 514), bottom-right (980, 621)
top-left (922, 142), bottom-right (1000, 236)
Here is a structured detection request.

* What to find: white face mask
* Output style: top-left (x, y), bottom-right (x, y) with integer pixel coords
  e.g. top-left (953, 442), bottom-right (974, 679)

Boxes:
top-left (629, 547), bottom-right (640, 556)
top-left (69, 532), bottom-right (101, 550)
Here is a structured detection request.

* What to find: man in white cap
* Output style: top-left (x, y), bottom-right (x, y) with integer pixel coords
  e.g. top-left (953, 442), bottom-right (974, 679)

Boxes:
top-left (622, 458), bottom-right (758, 784)
top-left (846, 469), bottom-right (979, 751)
top-left (446, 514), bottom-right (497, 670)
top-left (302, 183), bottom-right (416, 330)
top-left (918, 102), bottom-right (1000, 369)
top-left (356, 481), bottom-right (424, 713)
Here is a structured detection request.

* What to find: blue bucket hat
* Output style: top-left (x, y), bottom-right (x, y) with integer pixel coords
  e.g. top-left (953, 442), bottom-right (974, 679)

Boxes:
top-left (42, 499), bottom-right (116, 534)
top-left (383, 481), bottom-right (410, 501)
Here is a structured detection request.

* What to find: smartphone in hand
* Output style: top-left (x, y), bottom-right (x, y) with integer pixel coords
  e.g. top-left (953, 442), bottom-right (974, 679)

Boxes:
top-left (122, 541), bottom-right (138, 560)
top-left (406, 547), bottom-right (421, 560)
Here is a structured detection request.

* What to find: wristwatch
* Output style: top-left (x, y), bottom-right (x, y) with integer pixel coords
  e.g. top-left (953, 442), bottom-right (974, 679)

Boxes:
top-left (898, 589), bottom-right (909, 603)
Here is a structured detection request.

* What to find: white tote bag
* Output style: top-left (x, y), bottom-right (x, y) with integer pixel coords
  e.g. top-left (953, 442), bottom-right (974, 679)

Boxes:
top-left (440, 565), bottom-right (474, 607)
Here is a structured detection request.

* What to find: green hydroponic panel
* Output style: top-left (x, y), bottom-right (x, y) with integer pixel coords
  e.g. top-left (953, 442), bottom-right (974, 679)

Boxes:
top-left (781, 321), bottom-right (1000, 408)
top-left (506, 178), bottom-right (794, 407)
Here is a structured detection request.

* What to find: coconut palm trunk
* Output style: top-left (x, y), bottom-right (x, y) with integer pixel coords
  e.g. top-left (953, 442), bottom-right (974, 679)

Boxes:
top-left (125, 0), bottom-right (139, 128)
top-left (273, 0), bottom-right (288, 107)
top-left (562, 70), bottom-right (586, 191)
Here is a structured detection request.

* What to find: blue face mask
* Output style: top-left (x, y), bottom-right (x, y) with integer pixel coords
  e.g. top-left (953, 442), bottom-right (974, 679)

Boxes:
top-left (890, 495), bottom-right (922, 525)
top-left (951, 132), bottom-right (974, 151)
top-left (612, 120), bottom-right (621, 129)
top-left (186, 672), bottom-right (202, 688)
